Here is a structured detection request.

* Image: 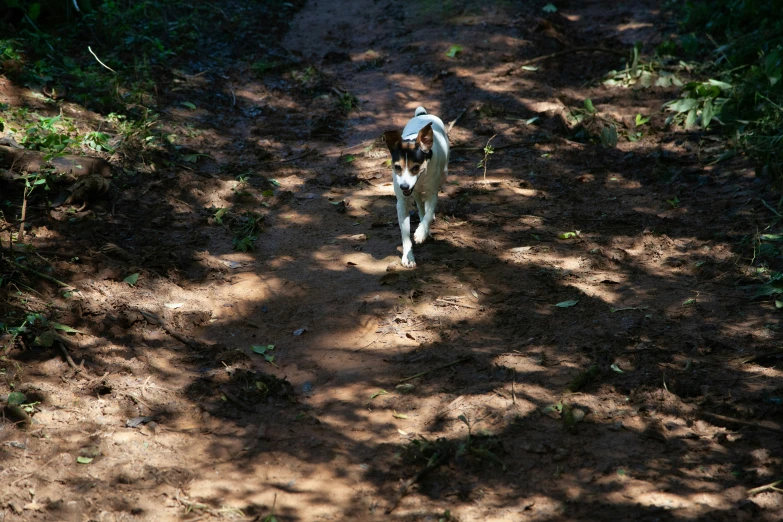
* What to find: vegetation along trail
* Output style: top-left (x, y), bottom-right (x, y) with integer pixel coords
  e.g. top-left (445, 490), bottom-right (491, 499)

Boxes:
top-left (1, 0), bottom-right (782, 520)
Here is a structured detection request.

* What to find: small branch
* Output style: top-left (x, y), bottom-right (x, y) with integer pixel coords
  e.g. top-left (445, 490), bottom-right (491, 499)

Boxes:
top-left (701, 412), bottom-right (783, 433)
top-left (435, 298), bottom-right (478, 309)
top-left (735, 348), bottom-right (783, 364)
top-left (512, 370), bottom-right (517, 405)
top-left (57, 340), bottom-right (80, 371)
top-left (747, 479), bottom-right (783, 497)
top-left (5, 258), bottom-right (74, 289)
top-left (398, 356), bottom-right (471, 383)
top-left (88, 45), bottom-right (116, 73)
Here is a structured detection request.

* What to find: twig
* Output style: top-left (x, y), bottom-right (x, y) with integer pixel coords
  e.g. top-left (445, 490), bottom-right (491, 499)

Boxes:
top-left (735, 348), bottom-right (783, 364)
top-left (512, 370), bottom-right (517, 405)
top-left (354, 331), bottom-right (389, 352)
top-left (5, 258), bottom-right (73, 288)
top-left (446, 107), bottom-right (467, 134)
top-left (398, 356), bottom-right (471, 383)
top-left (259, 149), bottom-right (316, 165)
top-left (701, 412), bottom-right (783, 433)
top-left (513, 46), bottom-right (627, 70)
top-left (747, 479), bottom-right (783, 497)
top-left (386, 452), bottom-right (447, 514)
top-left (57, 340), bottom-right (80, 371)
top-left (435, 298), bottom-right (478, 309)
top-left (88, 46), bottom-right (116, 73)
top-left (451, 139), bottom-right (541, 152)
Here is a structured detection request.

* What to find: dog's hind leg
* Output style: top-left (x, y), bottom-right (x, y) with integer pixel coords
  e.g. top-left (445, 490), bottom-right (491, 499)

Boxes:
top-left (414, 192), bottom-right (438, 244)
top-left (397, 199), bottom-right (416, 267)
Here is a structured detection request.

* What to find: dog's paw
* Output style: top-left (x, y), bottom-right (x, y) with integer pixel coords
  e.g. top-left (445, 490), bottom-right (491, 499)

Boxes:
top-left (413, 226), bottom-right (429, 244)
top-left (401, 252), bottom-right (417, 268)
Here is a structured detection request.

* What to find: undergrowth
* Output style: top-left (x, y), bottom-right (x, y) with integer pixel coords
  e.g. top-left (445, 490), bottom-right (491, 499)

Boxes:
top-left (664, 0), bottom-right (782, 178)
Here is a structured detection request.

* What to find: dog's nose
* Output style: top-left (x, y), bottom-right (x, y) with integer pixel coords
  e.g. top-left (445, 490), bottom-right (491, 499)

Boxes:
top-left (399, 183), bottom-right (410, 192)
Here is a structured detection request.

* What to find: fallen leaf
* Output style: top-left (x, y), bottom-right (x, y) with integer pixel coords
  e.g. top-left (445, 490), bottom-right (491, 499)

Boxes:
top-left (555, 300), bottom-right (579, 308)
top-left (124, 273), bottom-right (140, 286)
top-left (445, 44), bottom-right (463, 58)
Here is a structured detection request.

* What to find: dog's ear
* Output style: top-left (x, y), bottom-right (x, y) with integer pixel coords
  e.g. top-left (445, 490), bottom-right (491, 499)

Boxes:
top-left (383, 130), bottom-right (402, 152)
top-left (416, 122), bottom-right (434, 153)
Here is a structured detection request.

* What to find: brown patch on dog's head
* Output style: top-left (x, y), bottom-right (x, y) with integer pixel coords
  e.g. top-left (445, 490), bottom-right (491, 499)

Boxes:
top-left (384, 125), bottom-right (433, 177)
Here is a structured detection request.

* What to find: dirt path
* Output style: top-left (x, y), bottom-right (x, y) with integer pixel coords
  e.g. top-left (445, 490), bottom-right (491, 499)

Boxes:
top-left (2, 0), bottom-right (783, 520)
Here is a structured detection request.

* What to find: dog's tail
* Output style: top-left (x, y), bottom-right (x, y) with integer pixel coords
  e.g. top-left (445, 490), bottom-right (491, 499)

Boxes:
top-left (414, 106), bottom-right (427, 117)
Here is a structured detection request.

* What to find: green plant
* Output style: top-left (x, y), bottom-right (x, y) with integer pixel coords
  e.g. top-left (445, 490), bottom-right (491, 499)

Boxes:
top-left (477, 134), bottom-right (496, 180)
top-left (663, 79), bottom-right (732, 129)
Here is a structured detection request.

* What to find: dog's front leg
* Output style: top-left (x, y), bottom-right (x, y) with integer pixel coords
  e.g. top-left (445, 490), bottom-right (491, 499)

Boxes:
top-left (397, 198), bottom-right (416, 267)
top-left (414, 192), bottom-right (438, 244)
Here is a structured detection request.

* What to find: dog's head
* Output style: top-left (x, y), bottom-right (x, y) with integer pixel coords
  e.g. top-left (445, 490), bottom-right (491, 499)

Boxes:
top-left (383, 122), bottom-right (433, 197)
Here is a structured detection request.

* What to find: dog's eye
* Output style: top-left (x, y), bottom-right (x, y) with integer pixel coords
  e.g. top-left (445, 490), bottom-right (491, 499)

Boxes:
top-left (411, 165), bottom-right (420, 173)
top-left (393, 165), bottom-right (402, 172)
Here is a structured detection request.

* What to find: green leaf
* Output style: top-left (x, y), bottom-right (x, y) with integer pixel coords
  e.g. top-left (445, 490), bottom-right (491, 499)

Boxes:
top-left (682, 298), bottom-right (696, 306)
top-left (7, 391), bottom-right (27, 406)
top-left (392, 411), bottom-right (408, 419)
top-left (213, 208), bottom-right (226, 224)
top-left (600, 125), bottom-right (618, 148)
top-left (684, 108), bottom-right (697, 129)
top-left (268, 179), bottom-right (281, 186)
top-left (555, 300), bottom-right (579, 308)
top-left (610, 363), bottom-right (624, 374)
top-left (123, 273), bottom-right (140, 286)
top-left (583, 98), bottom-right (595, 114)
top-left (28, 2), bottom-right (41, 20)
top-left (445, 45), bottom-right (463, 58)
top-left (635, 114), bottom-right (651, 126)
top-left (667, 98), bottom-right (699, 113)
top-left (252, 344), bottom-right (274, 355)
top-left (76, 456), bottom-right (94, 464)
top-left (369, 390), bottom-right (388, 401)
top-left (542, 3), bottom-right (557, 13)
top-left (520, 65), bottom-right (539, 71)
top-left (52, 322), bottom-right (84, 334)
top-left (181, 101), bottom-right (197, 110)
top-left (707, 79), bottom-right (731, 91)
top-left (701, 99), bottom-right (714, 128)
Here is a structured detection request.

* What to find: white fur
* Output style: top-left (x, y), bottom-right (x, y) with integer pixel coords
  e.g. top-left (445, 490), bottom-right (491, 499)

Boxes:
top-left (393, 106), bottom-right (449, 268)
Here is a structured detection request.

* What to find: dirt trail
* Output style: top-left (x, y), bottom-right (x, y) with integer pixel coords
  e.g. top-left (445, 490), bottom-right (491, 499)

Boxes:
top-left (2, 0), bottom-right (783, 520)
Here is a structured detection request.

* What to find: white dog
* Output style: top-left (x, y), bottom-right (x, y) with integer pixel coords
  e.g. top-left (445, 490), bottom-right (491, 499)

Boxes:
top-left (383, 107), bottom-right (449, 268)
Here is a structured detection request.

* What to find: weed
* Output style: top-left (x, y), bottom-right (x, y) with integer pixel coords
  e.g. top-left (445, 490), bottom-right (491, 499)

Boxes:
top-left (476, 134), bottom-right (496, 180)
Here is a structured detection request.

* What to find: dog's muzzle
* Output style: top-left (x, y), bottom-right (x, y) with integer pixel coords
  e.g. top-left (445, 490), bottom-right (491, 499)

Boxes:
top-left (399, 183), bottom-right (414, 197)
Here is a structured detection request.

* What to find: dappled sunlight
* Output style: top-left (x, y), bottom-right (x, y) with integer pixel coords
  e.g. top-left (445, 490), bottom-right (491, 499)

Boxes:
top-left (1, 0), bottom-right (782, 519)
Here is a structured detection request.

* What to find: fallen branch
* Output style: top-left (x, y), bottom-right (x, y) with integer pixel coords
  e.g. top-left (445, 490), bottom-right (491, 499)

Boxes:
top-left (435, 298), bottom-right (478, 309)
top-left (398, 356), bottom-right (471, 383)
top-left (735, 348), bottom-right (783, 364)
top-left (747, 478), bottom-right (783, 497)
top-left (57, 340), bottom-right (80, 371)
top-left (4, 257), bottom-right (73, 289)
top-left (701, 412), bottom-right (783, 433)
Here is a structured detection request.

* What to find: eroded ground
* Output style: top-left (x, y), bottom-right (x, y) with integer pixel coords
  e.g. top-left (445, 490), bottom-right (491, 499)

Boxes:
top-left (1, 0), bottom-right (783, 520)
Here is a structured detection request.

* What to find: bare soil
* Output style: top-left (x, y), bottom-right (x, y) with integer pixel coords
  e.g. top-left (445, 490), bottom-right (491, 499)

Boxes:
top-left (2, 0), bottom-right (783, 520)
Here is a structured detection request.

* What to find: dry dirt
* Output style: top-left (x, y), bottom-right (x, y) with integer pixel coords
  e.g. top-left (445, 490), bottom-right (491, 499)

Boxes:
top-left (1, 0), bottom-right (783, 521)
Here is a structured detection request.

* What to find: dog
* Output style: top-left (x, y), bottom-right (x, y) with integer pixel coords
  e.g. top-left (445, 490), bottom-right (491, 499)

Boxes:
top-left (383, 106), bottom-right (449, 267)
